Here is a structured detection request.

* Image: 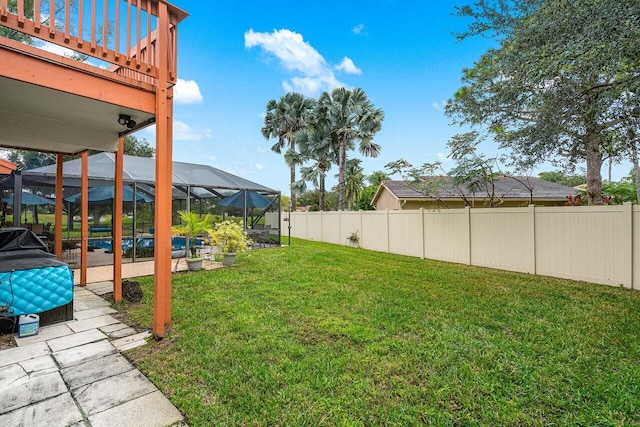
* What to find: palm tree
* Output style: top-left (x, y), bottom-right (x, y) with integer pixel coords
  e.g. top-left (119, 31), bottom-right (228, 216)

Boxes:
top-left (262, 92), bottom-right (314, 211)
top-left (319, 88), bottom-right (384, 210)
top-left (344, 159), bottom-right (365, 210)
top-left (288, 120), bottom-right (338, 211)
top-left (368, 170), bottom-right (389, 187)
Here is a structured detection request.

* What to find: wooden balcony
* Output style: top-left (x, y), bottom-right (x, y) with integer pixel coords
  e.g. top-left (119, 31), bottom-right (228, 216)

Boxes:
top-left (0, 0), bottom-right (187, 154)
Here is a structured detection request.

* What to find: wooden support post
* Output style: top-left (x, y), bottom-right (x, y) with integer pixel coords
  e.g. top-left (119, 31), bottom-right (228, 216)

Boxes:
top-left (153, 0), bottom-right (172, 338)
top-left (113, 137), bottom-right (124, 301)
top-left (80, 152), bottom-right (88, 286)
top-left (54, 155), bottom-right (63, 259)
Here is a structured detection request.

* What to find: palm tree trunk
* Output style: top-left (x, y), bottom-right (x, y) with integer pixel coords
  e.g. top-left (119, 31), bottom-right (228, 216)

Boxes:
top-left (290, 162), bottom-right (296, 212)
top-left (338, 140), bottom-right (346, 211)
top-left (319, 174), bottom-right (326, 211)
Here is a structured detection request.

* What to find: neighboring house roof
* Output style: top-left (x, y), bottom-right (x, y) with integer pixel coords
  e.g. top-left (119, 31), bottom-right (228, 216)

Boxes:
top-left (372, 176), bottom-right (578, 206)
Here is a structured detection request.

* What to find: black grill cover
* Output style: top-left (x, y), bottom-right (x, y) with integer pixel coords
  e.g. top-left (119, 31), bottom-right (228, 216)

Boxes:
top-left (0, 228), bottom-right (68, 273)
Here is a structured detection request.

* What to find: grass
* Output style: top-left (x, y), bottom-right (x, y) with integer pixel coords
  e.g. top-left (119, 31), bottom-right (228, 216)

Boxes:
top-left (120, 239), bottom-right (640, 426)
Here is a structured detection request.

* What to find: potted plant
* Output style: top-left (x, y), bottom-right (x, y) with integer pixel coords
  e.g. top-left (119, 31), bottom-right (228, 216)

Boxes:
top-left (171, 210), bottom-right (212, 271)
top-left (208, 220), bottom-right (250, 266)
top-left (347, 229), bottom-right (360, 248)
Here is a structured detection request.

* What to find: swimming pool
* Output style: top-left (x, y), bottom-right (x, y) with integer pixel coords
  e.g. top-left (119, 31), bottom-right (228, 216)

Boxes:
top-left (90, 236), bottom-right (204, 251)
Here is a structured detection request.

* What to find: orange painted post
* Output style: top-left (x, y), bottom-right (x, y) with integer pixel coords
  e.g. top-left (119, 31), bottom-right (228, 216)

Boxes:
top-left (80, 152), bottom-right (88, 286)
top-left (152, 0), bottom-right (171, 338)
top-left (164, 86), bottom-right (174, 324)
top-left (54, 155), bottom-right (63, 259)
top-left (113, 137), bottom-right (124, 302)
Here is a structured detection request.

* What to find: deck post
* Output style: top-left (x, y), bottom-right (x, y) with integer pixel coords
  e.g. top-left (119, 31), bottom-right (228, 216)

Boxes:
top-left (80, 152), bottom-right (88, 286)
top-left (113, 137), bottom-right (124, 301)
top-left (54, 155), bottom-right (63, 259)
top-left (153, 0), bottom-right (173, 338)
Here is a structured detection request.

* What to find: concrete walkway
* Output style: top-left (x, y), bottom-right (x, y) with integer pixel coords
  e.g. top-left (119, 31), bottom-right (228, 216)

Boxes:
top-left (0, 260), bottom-right (219, 426)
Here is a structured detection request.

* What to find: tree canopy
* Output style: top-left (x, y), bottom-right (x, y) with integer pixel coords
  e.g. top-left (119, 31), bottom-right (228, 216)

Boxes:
top-left (447, 0), bottom-right (640, 205)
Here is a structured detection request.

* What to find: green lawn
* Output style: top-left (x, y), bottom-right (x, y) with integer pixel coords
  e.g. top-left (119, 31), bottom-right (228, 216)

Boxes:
top-left (120, 239), bottom-right (640, 426)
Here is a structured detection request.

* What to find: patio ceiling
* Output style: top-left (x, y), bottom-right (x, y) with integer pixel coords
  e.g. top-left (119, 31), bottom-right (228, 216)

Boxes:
top-left (0, 76), bottom-right (154, 155)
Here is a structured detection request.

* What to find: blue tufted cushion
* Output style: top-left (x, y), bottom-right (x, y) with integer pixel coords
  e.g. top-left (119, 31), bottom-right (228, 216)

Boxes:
top-left (0, 266), bottom-right (74, 316)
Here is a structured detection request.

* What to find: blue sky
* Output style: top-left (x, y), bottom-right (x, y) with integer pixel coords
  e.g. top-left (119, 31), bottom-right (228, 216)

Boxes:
top-left (136, 0), bottom-right (629, 194)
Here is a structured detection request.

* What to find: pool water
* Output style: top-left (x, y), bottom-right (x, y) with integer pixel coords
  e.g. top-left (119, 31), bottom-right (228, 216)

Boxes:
top-left (90, 236), bottom-right (204, 251)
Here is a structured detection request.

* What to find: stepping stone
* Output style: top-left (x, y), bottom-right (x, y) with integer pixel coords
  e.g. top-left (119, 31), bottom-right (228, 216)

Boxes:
top-left (0, 392), bottom-right (83, 426)
top-left (18, 355), bottom-right (58, 376)
top-left (53, 340), bottom-right (116, 369)
top-left (73, 306), bottom-right (118, 321)
top-left (87, 390), bottom-right (183, 427)
top-left (73, 369), bottom-right (157, 416)
top-left (107, 326), bottom-right (138, 339)
top-left (15, 323), bottom-right (75, 347)
top-left (0, 342), bottom-right (49, 368)
top-left (111, 331), bottom-right (152, 351)
top-left (0, 371), bottom-right (66, 414)
top-left (67, 314), bottom-right (119, 332)
top-left (47, 328), bottom-right (108, 353)
top-left (99, 323), bottom-right (130, 334)
top-left (61, 352), bottom-right (134, 390)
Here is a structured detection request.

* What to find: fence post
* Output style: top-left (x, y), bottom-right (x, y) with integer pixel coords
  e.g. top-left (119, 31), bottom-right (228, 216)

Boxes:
top-left (420, 208), bottom-right (425, 259)
top-left (465, 206), bottom-right (472, 265)
top-left (386, 209), bottom-right (391, 253)
top-left (359, 210), bottom-right (363, 249)
top-left (528, 204), bottom-right (537, 274)
top-left (623, 202), bottom-right (633, 289)
top-left (305, 212), bottom-right (309, 240)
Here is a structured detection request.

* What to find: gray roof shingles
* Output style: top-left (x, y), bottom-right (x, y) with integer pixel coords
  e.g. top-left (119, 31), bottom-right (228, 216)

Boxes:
top-left (384, 176), bottom-right (577, 200)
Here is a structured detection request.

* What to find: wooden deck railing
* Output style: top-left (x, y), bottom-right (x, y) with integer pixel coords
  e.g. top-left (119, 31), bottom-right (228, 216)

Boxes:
top-left (0, 0), bottom-right (185, 87)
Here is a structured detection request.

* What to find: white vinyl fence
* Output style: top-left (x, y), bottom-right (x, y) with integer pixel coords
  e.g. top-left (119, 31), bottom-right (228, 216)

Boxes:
top-left (282, 204), bottom-right (640, 289)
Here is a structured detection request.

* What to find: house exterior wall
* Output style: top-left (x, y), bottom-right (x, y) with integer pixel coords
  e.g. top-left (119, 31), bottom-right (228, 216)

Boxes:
top-left (373, 188), bottom-right (402, 210)
top-left (285, 204), bottom-right (639, 290)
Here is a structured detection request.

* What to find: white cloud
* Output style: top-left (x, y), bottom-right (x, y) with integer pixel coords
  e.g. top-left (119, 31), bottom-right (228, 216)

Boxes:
top-left (256, 163), bottom-right (264, 171)
top-left (144, 121), bottom-right (212, 141)
top-left (174, 78), bottom-right (203, 104)
top-left (352, 23), bottom-right (365, 35)
top-left (335, 57), bottom-right (362, 75)
top-left (436, 152), bottom-right (453, 163)
top-left (206, 155), bottom-right (217, 162)
top-left (432, 101), bottom-right (446, 111)
top-left (257, 146), bottom-right (266, 153)
top-left (245, 28), bottom-right (352, 96)
top-left (173, 120), bottom-right (212, 141)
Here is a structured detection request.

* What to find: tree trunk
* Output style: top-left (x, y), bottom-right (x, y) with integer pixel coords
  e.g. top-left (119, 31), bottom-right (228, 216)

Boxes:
top-left (585, 133), bottom-right (603, 205)
top-left (319, 174), bottom-right (326, 211)
top-left (338, 140), bottom-right (346, 211)
top-left (289, 162), bottom-right (296, 212)
top-left (289, 137), bottom-right (297, 211)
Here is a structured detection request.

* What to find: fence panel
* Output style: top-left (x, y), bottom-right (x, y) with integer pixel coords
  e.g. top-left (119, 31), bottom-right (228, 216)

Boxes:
top-left (339, 212), bottom-right (361, 245)
top-left (470, 208), bottom-right (534, 274)
top-left (322, 212), bottom-right (342, 244)
top-left (423, 208), bottom-right (470, 264)
top-left (361, 210), bottom-right (389, 253)
top-left (286, 205), bottom-right (638, 290)
top-left (535, 205), bottom-right (630, 287)
top-left (305, 212), bottom-right (323, 241)
top-left (388, 210), bottom-right (423, 257)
